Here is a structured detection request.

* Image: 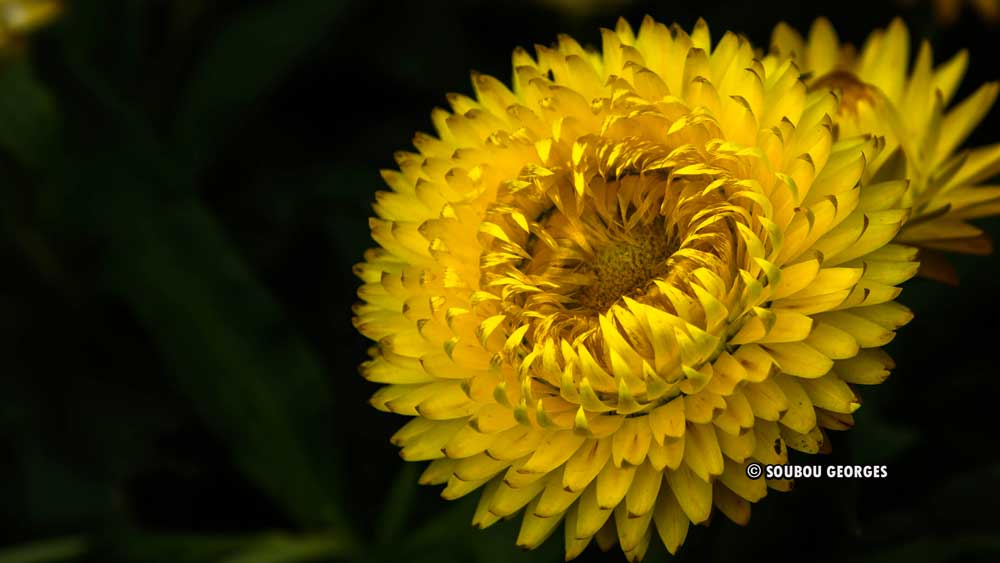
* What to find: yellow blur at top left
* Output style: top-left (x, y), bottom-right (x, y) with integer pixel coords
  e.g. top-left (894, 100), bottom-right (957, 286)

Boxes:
top-left (0, 0), bottom-right (62, 55)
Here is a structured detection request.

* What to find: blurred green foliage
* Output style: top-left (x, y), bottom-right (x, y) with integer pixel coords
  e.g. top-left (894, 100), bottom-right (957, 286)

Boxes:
top-left (1, 0), bottom-right (999, 562)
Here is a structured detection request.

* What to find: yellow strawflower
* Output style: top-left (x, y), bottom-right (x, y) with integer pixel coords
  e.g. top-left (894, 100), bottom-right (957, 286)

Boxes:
top-left (536, 0), bottom-right (634, 19)
top-left (927, 0), bottom-right (1000, 26)
top-left (770, 18), bottom-right (1000, 282)
top-left (355, 17), bottom-right (917, 560)
top-left (0, 0), bottom-right (61, 54)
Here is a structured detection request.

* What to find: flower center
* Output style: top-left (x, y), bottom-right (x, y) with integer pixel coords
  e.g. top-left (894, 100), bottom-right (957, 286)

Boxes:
top-left (473, 136), bottom-right (758, 413)
top-left (578, 218), bottom-right (674, 311)
top-left (811, 70), bottom-right (881, 115)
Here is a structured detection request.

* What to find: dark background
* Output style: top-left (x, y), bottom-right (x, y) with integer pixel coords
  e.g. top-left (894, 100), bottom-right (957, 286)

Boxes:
top-left (1, 0), bottom-right (999, 561)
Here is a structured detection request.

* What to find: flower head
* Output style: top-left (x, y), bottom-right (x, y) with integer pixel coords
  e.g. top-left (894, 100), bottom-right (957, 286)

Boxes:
top-left (0, 0), bottom-right (62, 55)
top-left (356, 17), bottom-right (917, 560)
top-left (770, 18), bottom-right (1000, 282)
top-left (926, 0), bottom-right (1000, 26)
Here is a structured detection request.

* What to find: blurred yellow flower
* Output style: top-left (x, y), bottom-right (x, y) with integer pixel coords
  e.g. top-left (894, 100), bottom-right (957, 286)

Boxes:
top-left (356, 17), bottom-right (917, 560)
top-left (535, 0), bottom-right (634, 19)
top-left (771, 18), bottom-right (999, 282)
top-left (931, 0), bottom-right (999, 26)
top-left (0, 0), bottom-right (61, 54)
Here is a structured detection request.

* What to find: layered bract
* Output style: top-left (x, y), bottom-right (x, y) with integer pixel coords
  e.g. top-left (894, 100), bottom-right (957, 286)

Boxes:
top-left (355, 17), bottom-right (917, 561)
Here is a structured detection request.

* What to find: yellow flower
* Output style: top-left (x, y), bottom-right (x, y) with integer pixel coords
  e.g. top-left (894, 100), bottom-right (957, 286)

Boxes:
top-left (355, 17), bottom-right (917, 560)
top-left (770, 18), bottom-right (1000, 283)
top-left (535, 0), bottom-right (634, 19)
top-left (927, 0), bottom-right (1000, 26)
top-left (0, 0), bottom-right (62, 54)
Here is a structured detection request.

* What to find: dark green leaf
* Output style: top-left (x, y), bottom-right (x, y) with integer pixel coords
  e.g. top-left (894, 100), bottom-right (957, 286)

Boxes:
top-left (97, 194), bottom-right (349, 531)
top-left (101, 529), bottom-right (357, 563)
top-left (0, 536), bottom-right (87, 563)
top-left (846, 535), bottom-right (1000, 563)
top-left (173, 0), bottom-right (346, 174)
top-left (846, 386), bottom-right (919, 464)
top-left (375, 463), bottom-right (419, 544)
top-left (39, 30), bottom-right (355, 530)
top-left (0, 62), bottom-right (59, 169)
top-left (222, 530), bottom-right (357, 563)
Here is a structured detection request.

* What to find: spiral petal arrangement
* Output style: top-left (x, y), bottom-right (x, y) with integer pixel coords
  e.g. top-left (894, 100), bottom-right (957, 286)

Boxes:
top-left (355, 17), bottom-right (920, 560)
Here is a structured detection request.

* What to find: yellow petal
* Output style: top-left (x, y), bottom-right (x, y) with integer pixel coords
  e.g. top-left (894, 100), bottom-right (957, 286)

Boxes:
top-left (563, 504), bottom-right (592, 559)
top-left (772, 289), bottom-right (851, 315)
top-left (614, 502), bottom-right (654, 554)
top-left (596, 462), bottom-right (637, 509)
top-left (835, 349), bottom-right (894, 385)
top-left (652, 484), bottom-right (690, 555)
top-left (398, 420), bottom-right (466, 461)
top-left (443, 473), bottom-right (491, 500)
top-left (684, 389), bottom-right (726, 423)
top-left (743, 379), bottom-right (789, 421)
top-left (612, 417), bottom-right (653, 467)
top-left (938, 81), bottom-right (999, 162)
top-left (664, 465), bottom-right (712, 524)
top-left (751, 421), bottom-right (786, 466)
top-left (770, 21), bottom-right (805, 58)
top-left (519, 430), bottom-right (587, 474)
top-left (454, 453), bottom-right (509, 482)
top-left (706, 351), bottom-right (747, 395)
top-left (472, 479), bottom-right (502, 529)
top-left (625, 462), bottom-right (663, 517)
top-left (419, 458), bottom-right (457, 485)
top-left (415, 382), bottom-right (479, 419)
top-left (769, 253), bottom-right (822, 300)
top-left (774, 374), bottom-right (817, 434)
top-left (816, 408), bottom-right (854, 431)
top-left (563, 438), bottom-right (611, 493)
top-left (851, 302), bottom-right (914, 330)
top-left (683, 423), bottom-right (725, 480)
top-left (719, 459), bottom-right (767, 501)
top-left (804, 319), bottom-right (859, 359)
top-left (489, 478), bottom-right (546, 517)
top-left (763, 342), bottom-right (833, 378)
top-left (594, 516), bottom-right (619, 551)
top-left (444, 425), bottom-right (497, 458)
top-left (800, 374), bottom-right (860, 414)
top-left (575, 484), bottom-right (614, 539)
top-left (757, 310), bottom-right (814, 343)
top-left (733, 344), bottom-right (778, 383)
top-left (516, 498), bottom-right (563, 549)
top-left (779, 424), bottom-right (824, 454)
top-left (649, 398), bottom-right (686, 444)
top-left (487, 426), bottom-right (545, 461)
top-left (814, 310), bottom-right (895, 348)
top-left (713, 483), bottom-right (751, 526)
top-left (717, 427), bottom-right (756, 462)
top-left (782, 267), bottom-right (864, 300)
top-left (648, 435), bottom-right (685, 471)
top-left (826, 210), bottom-right (909, 266)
